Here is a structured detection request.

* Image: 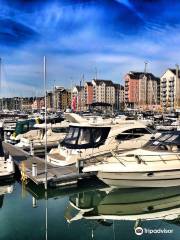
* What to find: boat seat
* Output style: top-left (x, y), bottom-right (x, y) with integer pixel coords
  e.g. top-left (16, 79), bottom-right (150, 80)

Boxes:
top-left (171, 146), bottom-right (180, 152)
top-left (48, 153), bottom-right (66, 161)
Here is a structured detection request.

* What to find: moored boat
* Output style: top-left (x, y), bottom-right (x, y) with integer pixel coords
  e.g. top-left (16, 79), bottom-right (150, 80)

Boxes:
top-left (0, 140), bottom-right (14, 181)
top-left (83, 131), bottom-right (180, 188)
top-left (47, 120), bottom-right (154, 166)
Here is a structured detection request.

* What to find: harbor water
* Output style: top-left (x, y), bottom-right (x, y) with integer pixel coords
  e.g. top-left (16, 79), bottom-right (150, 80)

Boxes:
top-left (0, 180), bottom-right (180, 240)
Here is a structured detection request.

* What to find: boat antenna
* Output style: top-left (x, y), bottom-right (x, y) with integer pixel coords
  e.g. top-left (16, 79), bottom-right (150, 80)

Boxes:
top-left (44, 56), bottom-right (48, 190)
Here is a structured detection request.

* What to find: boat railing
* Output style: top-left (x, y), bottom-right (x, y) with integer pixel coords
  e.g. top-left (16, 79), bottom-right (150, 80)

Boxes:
top-left (110, 151), bottom-right (180, 165)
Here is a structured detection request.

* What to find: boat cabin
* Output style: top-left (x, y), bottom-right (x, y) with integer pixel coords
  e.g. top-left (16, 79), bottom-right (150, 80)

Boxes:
top-left (115, 127), bottom-right (152, 141)
top-left (61, 124), bottom-right (111, 149)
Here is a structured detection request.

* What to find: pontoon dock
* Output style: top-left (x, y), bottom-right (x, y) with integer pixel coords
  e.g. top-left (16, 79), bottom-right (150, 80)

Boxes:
top-left (3, 142), bottom-right (96, 187)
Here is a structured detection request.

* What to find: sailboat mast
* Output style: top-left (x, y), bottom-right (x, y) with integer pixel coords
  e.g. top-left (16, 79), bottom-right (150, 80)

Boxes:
top-left (0, 58), bottom-right (2, 111)
top-left (44, 56), bottom-right (48, 190)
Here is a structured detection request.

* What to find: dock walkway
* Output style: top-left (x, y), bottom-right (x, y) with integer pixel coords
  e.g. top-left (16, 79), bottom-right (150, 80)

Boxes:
top-left (3, 142), bottom-right (93, 187)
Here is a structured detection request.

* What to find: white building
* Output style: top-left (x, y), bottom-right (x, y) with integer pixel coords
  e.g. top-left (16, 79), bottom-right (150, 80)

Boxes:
top-left (92, 79), bottom-right (116, 106)
top-left (160, 67), bottom-right (180, 112)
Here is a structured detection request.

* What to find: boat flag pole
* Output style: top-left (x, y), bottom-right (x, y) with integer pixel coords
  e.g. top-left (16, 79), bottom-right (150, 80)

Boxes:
top-left (44, 56), bottom-right (48, 190)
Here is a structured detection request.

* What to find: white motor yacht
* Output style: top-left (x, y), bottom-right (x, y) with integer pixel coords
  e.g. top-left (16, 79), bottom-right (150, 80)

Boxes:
top-left (0, 141), bottom-right (14, 180)
top-left (47, 120), bottom-right (155, 166)
top-left (83, 131), bottom-right (180, 188)
top-left (15, 121), bottom-right (69, 152)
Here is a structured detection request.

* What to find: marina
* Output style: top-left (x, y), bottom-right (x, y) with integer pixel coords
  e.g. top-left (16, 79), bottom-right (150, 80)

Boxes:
top-left (1, 97), bottom-right (180, 240)
top-left (1, 0), bottom-right (180, 239)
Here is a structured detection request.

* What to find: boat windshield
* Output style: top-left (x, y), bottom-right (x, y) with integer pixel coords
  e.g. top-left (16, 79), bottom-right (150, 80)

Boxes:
top-left (143, 132), bottom-right (180, 152)
top-left (0, 140), bottom-right (4, 157)
top-left (60, 126), bottom-right (110, 149)
top-left (52, 127), bottom-right (68, 133)
top-left (15, 119), bottom-right (35, 135)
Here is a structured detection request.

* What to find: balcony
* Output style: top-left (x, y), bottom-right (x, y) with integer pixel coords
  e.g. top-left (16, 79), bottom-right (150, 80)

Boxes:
top-left (169, 89), bottom-right (174, 94)
top-left (161, 78), bottom-right (166, 82)
top-left (161, 86), bottom-right (167, 90)
top-left (161, 81), bottom-right (166, 85)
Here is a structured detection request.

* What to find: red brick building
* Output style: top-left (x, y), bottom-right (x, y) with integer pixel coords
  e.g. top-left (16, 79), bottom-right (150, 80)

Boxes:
top-left (125, 72), bottom-right (139, 108)
top-left (32, 97), bottom-right (45, 110)
top-left (84, 82), bottom-right (93, 105)
top-left (124, 71), bottom-right (160, 110)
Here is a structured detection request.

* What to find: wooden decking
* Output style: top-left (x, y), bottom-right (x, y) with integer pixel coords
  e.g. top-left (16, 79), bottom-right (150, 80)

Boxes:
top-left (3, 142), bottom-right (94, 187)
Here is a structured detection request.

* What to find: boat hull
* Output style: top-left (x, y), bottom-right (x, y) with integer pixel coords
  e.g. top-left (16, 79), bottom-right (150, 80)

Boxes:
top-left (98, 171), bottom-right (180, 188)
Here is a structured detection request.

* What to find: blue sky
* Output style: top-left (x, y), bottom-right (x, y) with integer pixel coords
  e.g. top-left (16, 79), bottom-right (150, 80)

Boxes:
top-left (0, 0), bottom-right (180, 96)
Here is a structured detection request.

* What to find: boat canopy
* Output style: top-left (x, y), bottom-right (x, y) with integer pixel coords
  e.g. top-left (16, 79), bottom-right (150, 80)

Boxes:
top-left (144, 131), bottom-right (180, 151)
top-left (61, 125), bottom-right (110, 149)
top-left (14, 119), bottom-right (36, 136)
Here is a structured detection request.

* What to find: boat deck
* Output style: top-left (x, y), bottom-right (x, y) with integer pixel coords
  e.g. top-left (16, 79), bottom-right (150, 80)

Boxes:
top-left (48, 153), bottom-right (66, 160)
top-left (3, 142), bottom-right (94, 187)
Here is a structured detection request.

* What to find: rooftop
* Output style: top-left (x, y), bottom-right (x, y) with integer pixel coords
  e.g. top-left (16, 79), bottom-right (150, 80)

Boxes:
top-left (85, 82), bottom-right (93, 86)
top-left (92, 79), bottom-right (114, 86)
top-left (127, 71), bottom-right (159, 81)
top-left (169, 68), bottom-right (180, 77)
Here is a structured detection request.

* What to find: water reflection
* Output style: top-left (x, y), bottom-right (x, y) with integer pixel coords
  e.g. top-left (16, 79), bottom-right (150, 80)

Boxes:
top-left (2, 180), bottom-right (180, 240)
top-left (67, 186), bottom-right (180, 225)
top-left (24, 179), bottom-right (107, 240)
top-left (0, 182), bottom-right (14, 209)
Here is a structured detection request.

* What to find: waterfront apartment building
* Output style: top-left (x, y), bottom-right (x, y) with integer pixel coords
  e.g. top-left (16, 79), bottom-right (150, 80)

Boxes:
top-left (125, 71), bottom-right (160, 110)
top-left (32, 97), bottom-right (45, 110)
top-left (114, 84), bottom-right (125, 110)
top-left (60, 89), bottom-right (71, 110)
top-left (72, 85), bottom-right (84, 111)
top-left (46, 91), bottom-right (53, 110)
top-left (53, 86), bottom-right (71, 111)
top-left (92, 79), bottom-right (115, 105)
top-left (84, 82), bottom-right (93, 105)
top-left (21, 97), bottom-right (34, 110)
top-left (124, 72), bottom-right (139, 108)
top-left (160, 67), bottom-right (180, 112)
top-left (71, 79), bottom-right (124, 111)
top-left (0, 97), bottom-right (22, 111)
